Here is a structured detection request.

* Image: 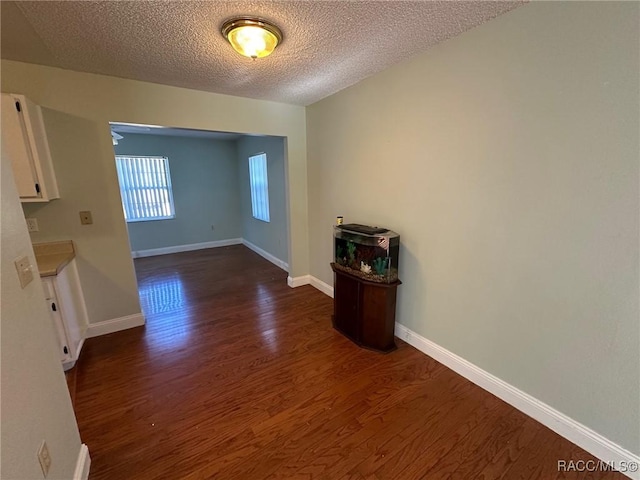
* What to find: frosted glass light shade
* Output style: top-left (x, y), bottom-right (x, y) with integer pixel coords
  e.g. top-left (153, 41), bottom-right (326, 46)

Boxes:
top-left (222, 18), bottom-right (282, 59)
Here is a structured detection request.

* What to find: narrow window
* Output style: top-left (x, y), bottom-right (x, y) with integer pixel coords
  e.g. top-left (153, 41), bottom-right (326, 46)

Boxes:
top-left (114, 156), bottom-right (175, 222)
top-left (249, 153), bottom-right (270, 222)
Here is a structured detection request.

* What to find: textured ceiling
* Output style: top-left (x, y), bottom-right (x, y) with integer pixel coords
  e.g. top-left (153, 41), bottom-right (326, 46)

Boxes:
top-left (1, 1), bottom-right (524, 106)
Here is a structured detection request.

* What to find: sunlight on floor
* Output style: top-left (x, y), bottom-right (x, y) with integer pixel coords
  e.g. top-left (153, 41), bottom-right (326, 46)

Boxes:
top-left (138, 273), bottom-right (188, 316)
top-left (139, 273), bottom-right (193, 352)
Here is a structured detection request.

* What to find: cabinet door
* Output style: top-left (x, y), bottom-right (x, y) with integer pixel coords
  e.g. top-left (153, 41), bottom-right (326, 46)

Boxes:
top-left (334, 272), bottom-right (360, 342)
top-left (1, 94), bottom-right (39, 197)
top-left (53, 260), bottom-right (88, 359)
top-left (1, 93), bottom-right (59, 201)
top-left (52, 301), bottom-right (71, 362)
top-left (42, 278), bottom-right (71, 362)
top-left (360, 284), bottom-right (397, 352)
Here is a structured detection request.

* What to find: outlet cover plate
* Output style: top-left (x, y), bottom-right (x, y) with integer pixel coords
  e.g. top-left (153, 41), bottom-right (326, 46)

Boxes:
top-left (37, 440), bottom-right (51, 477)
top-left (26, 218), bottom-right (39, 232)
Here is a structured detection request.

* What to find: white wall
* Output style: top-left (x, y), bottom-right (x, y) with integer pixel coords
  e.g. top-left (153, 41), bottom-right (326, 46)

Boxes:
top-left (2, 61), bottom-right (309, 325)
top-left (307, 2), bottom-right (639, 455)
top-left (114, 133), bottom-right (241, 252)
top-left (1, 143), bottom-right (83, 478)
top-left (237, 135), bottom-right (288, 266)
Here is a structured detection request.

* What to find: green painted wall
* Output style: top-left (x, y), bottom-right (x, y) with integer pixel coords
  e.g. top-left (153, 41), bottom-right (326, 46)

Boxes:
top-left (307, 2), bottom-right (639, 454)
top-left (1, 140), bottom-right (82, 480)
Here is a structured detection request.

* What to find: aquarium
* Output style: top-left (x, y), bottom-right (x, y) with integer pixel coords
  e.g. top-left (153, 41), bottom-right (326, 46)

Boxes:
top-left (333, 223), bottom-right (400, 283)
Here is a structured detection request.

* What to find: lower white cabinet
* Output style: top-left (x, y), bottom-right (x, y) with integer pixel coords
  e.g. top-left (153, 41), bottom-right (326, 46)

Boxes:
top-left (41, 259), bottom-right (88, 370)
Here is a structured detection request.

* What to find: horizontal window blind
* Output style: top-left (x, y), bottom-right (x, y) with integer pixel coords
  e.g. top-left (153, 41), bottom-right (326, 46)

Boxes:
top-left (249, 153), bottom-right (270, 222)
top-left (115, 156), bottom-right (175, 222)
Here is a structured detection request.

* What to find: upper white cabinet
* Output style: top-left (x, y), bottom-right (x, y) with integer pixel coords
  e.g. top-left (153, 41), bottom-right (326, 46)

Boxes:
top-left (1, 93), bottom-right (59, 202)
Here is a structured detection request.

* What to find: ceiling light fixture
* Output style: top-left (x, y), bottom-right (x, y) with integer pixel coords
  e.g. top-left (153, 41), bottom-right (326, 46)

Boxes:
top-left (221, 17), bottom-right (282, 59)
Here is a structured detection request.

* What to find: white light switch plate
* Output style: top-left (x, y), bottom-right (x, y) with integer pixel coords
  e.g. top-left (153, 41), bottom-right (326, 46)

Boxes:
top-left (14, 256), bottom-right (34, 288)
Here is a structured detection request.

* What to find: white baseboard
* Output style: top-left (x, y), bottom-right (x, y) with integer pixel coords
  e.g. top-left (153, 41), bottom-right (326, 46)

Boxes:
top-left (73, 444), bottom-right (90, 480)
top-left (287, 275), bottom-right (311, 288)
top-left (130, 238), bottom-right (290, 275)
top-left (289, 275), bottom-right (333, 297)
top-left (241, 239), bottom-right (288, 272)
top-left (309, 276), bottom-right (334, 297)
top-left (394, 323), bottom-right (640, 480)
top-left (131, 238), bottom-right (242, 258)
top-left (86, 313), bottom-right (145, 338)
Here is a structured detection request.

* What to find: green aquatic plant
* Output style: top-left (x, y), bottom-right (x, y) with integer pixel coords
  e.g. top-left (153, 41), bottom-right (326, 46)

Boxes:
top-left (336, 245), bottom-right (344, 264)
top-left (373, 257), bottom-right (388, 276)
top-left (347, 241), bottom-right (357, 264)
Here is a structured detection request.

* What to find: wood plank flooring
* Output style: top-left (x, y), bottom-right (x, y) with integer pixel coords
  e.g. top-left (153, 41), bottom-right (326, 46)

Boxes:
top-left (71, 245), bottom-right (625, 479)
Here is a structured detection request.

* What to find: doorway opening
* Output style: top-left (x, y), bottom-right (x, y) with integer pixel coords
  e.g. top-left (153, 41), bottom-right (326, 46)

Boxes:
top-left (109, 122), bottom-right (291, 321)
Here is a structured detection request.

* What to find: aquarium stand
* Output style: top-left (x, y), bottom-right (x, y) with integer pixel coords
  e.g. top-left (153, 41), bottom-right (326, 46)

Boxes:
top-left (331, 263), bottom-right (400, 353)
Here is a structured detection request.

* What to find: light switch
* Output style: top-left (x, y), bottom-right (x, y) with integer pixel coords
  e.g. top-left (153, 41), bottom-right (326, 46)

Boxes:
top-left (79, 211), bottom-right (93, 225)
top-left (14, 256), bottom-right (34, 288)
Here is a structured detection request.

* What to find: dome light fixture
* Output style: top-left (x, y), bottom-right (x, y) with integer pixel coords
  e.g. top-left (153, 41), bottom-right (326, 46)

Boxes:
top-left (221, 17), bottom-right (282, 59)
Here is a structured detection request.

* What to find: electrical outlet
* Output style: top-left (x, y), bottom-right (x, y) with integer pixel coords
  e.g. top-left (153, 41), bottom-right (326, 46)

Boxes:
top-left (26, 218), bottom-right (39, 232)
top-left (79, 211), bottom-right (93, 225)
top-left (37, 440), bottom-right (51, 477)
top-left (14, 256), bottom-right (34, 289)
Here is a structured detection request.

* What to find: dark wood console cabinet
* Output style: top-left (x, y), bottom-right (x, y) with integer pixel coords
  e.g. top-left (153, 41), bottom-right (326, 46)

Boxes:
top-left (331, 264), bottom-right (400, 353)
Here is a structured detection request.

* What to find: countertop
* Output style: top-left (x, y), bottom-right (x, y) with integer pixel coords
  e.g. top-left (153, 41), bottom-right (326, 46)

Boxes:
top-left (33, 240), bottom-right (76, 277)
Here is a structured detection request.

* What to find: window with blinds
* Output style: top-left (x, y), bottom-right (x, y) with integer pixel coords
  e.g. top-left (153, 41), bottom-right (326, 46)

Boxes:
top-left (114, 156), bottom-right (175, 222)
top-left (249, 153), bottom-right (270, 222)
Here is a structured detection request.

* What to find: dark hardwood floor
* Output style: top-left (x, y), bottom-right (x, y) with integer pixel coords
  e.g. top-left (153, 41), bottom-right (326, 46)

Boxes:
top-left (71, 245), bottom-right (624, 479)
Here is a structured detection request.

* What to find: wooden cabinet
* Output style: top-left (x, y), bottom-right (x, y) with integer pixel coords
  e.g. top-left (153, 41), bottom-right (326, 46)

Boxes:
top-left (331, 264), bottom-right (400, 353)
top-left (1, 93), bottom-right (59, 202)
top-left (41, 259), bottom-right (88, 370)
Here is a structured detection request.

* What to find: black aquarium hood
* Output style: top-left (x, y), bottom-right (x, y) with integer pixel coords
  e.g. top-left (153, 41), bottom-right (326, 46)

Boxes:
top-left (337, 223), bottom-right (389, 235)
